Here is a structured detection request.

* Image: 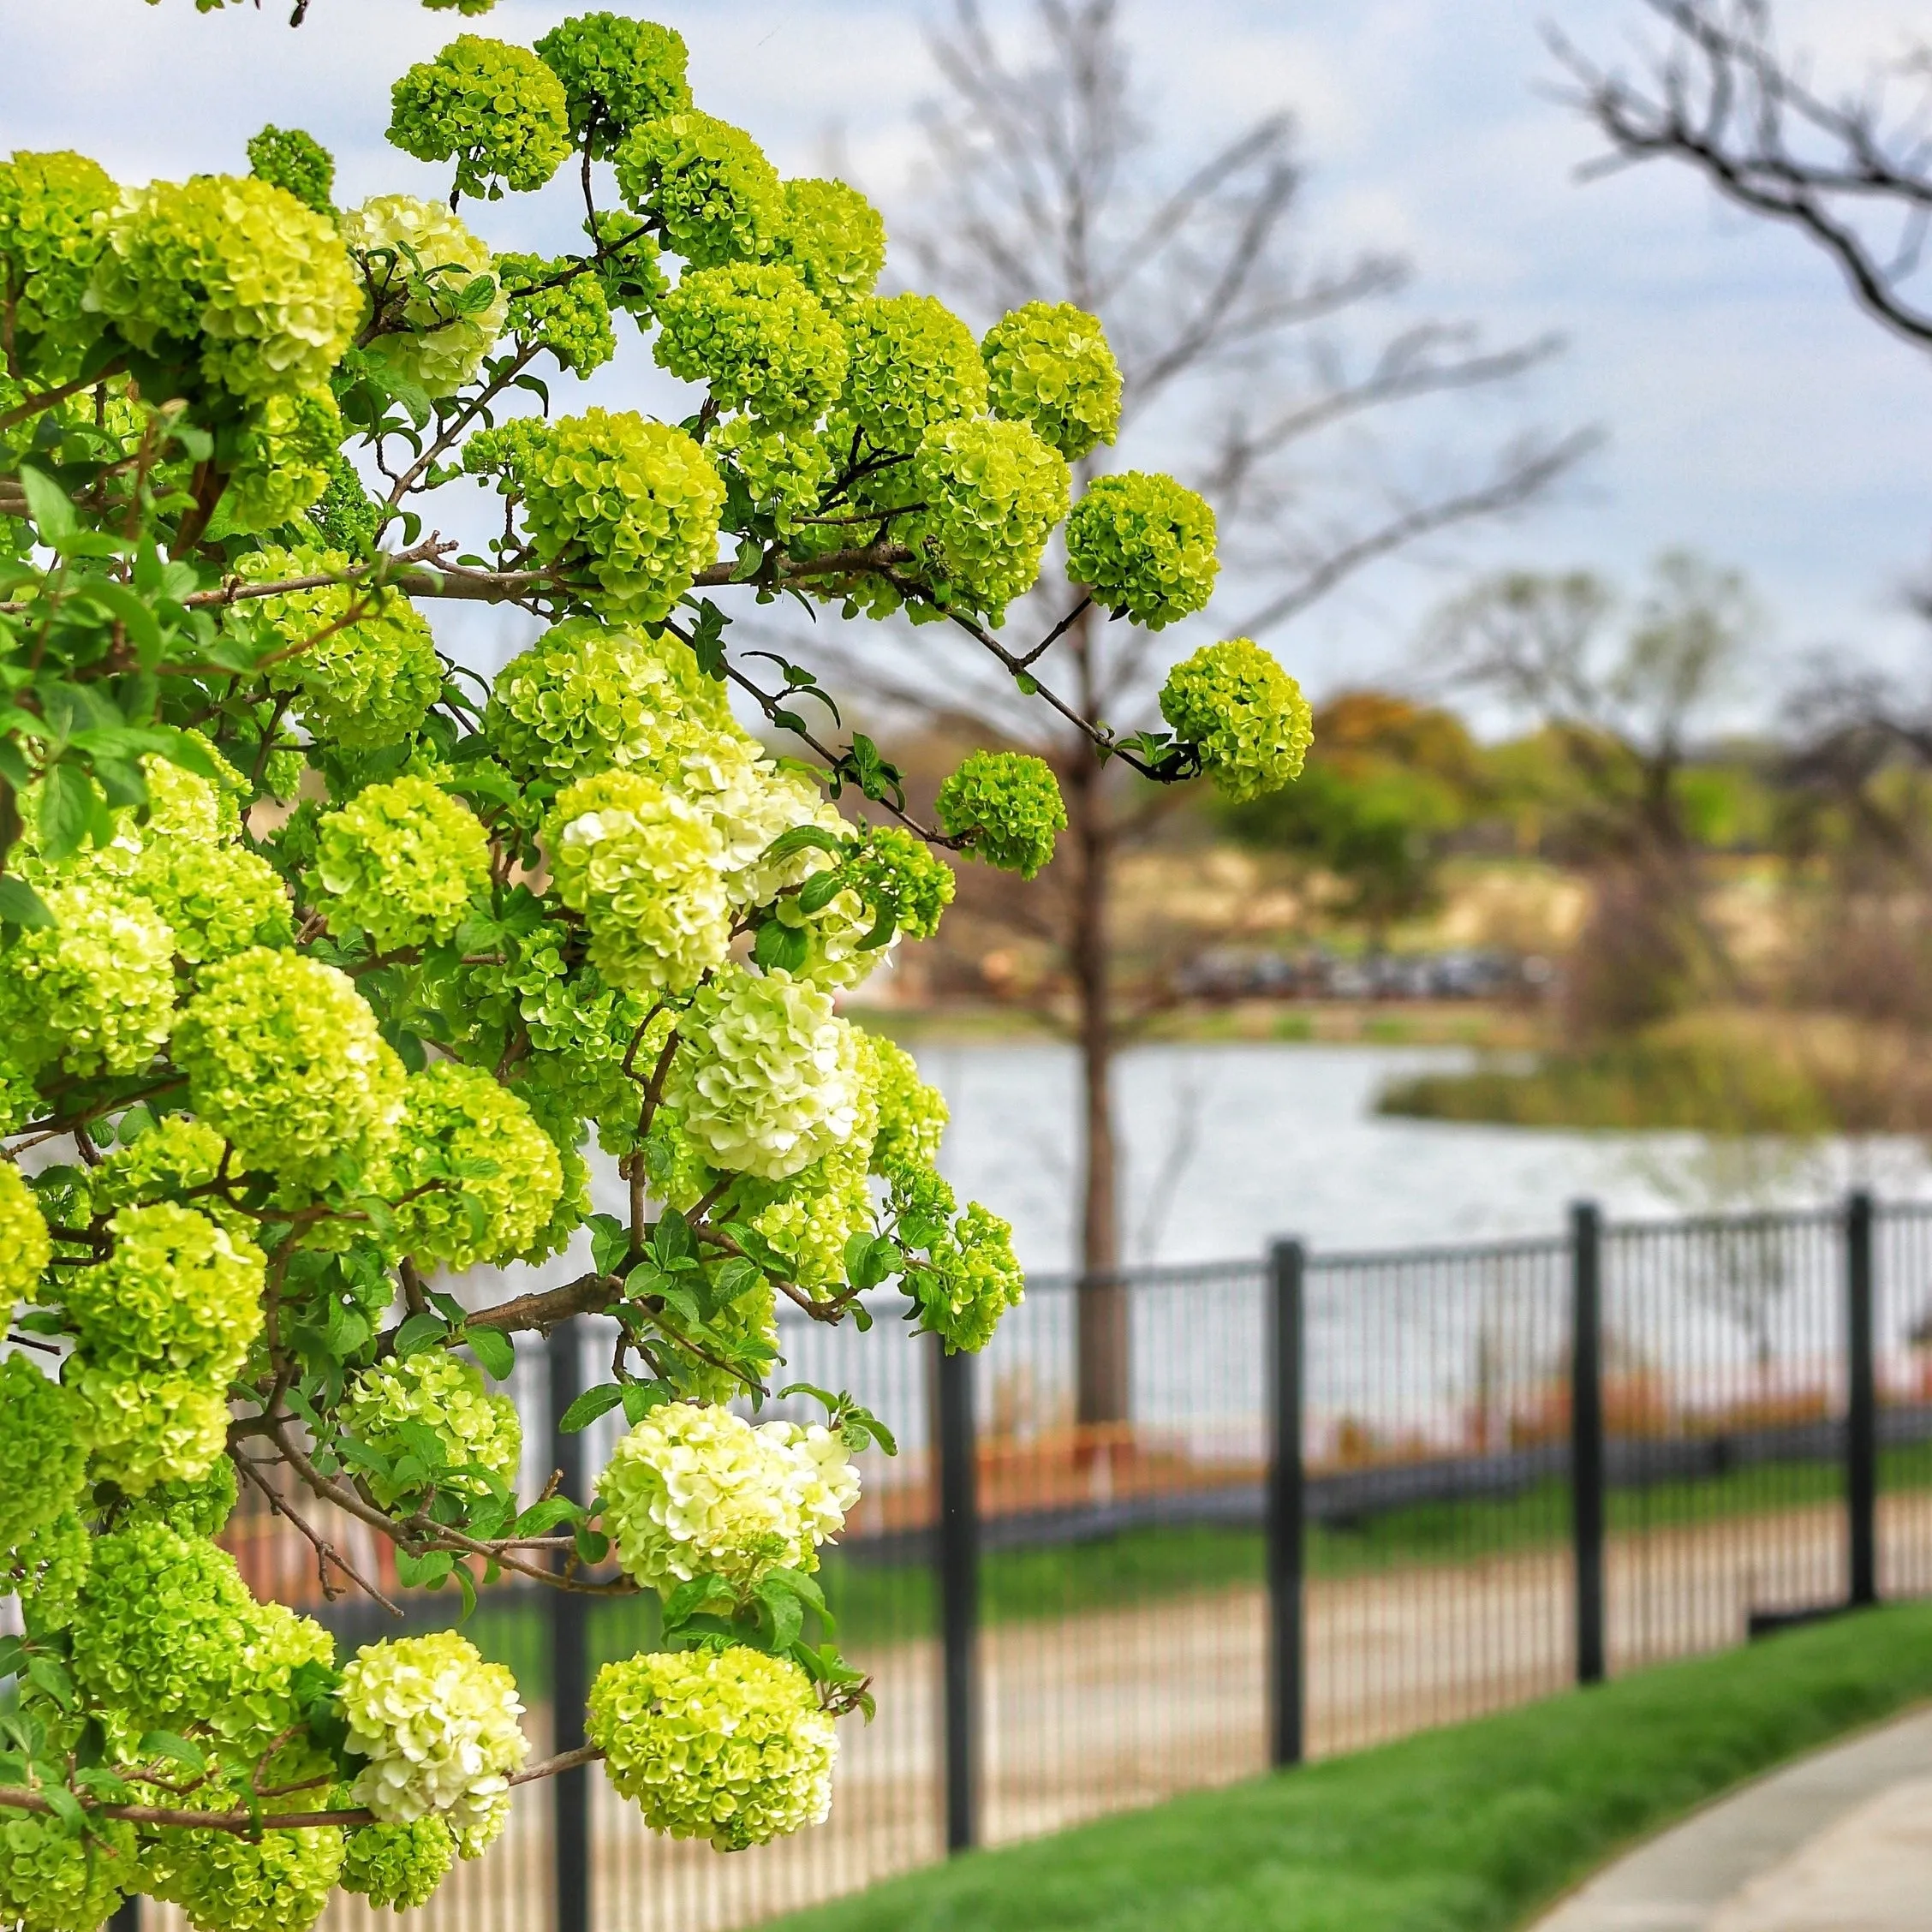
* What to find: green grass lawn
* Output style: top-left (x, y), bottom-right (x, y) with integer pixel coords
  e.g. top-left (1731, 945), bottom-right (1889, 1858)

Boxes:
top-left (424, 1444), bottom-right (1932, 1693)
top-left (765, 1601), bottom-right (1932, 1932)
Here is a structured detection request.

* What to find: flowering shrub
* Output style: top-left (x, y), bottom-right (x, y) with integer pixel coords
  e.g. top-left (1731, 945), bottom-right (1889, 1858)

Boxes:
top-left (934, 749), bottom-right (1068, 878)
top-left (982, 301), bottom-right (1122, 461)
top-left (1064, 469), bottom-right (1220, 628)
top-left (1160, 636), bottom-right (1315, 801)
top-left (313, 775), bottom-right (491, 951)
top-left (587, 1649), bottom-right (837, 1849)
top-left (599, 1403), bottom-right (857, 1593)
top-left (343, 1352), bottom-right (522, 1506)
top-left (0, 3), bottom-right (1303, 1899)
top-left (517, 409), bottom-right (725, 622)
top-left (338, 1631), bottom-right (528, 1848)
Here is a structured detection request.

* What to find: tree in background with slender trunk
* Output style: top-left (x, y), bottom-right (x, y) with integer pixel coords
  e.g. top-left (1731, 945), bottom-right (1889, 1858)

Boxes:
top-left (810, 0), bottom-right (1595, 1420)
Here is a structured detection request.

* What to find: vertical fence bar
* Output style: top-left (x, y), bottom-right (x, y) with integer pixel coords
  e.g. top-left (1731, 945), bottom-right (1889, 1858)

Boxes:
top-left (935, 1336), bottom-right (979, 1853)
top-left (1267, 1239), bottom-right (1305, 1768)
top-left (1571, 1202), bottom-right (1607, 1685)
top-left (547, 1323), bottom-right (592, 1932)
top-left (110, 1897), bottom-right (138, 1931)
top-left (1846, 1190), bottom-right (1879, 1610)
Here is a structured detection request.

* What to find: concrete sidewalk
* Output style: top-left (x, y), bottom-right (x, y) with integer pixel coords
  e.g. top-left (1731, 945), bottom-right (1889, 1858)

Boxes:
top-left (1531, 1706), bottom-right (1932, 1932)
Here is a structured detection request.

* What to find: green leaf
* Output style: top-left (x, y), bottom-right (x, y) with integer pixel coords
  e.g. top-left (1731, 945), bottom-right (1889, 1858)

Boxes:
top-left (25, 1656), bottom-right (74, 1712)
top-left (137, 1731), bottom-right (207, 1776)
top-left (393, 1311), bottom-right (446, 1357)
top-left (0, 877), bottom-right (54, 930)
top-left (36, 762), bottom-right (95, 862)
top-left (38, 1784), bottom-right (86, 1833)
top-left (573, 1526), bottom-right (610, 1565)
top-left (752, 918), bottom-right (809, 974)
top-left (463, 1326), bottom-right (515, 1381)
top-left (513, 1497), bottom-right (583, 1537)
top-left (17, 465), bottom-right (75, 543)
top-left (557, 1382), bottom-right (627, 1434)
top-left (620, 1381), bottom-right (670, 1426)
top-left (393, 1548), bottom-right (455, 1589)
top-left (761, 824), bottom-right (849, 864)
top-left (662, 1573), bottom-right (736, 1628)
top-left (587, 1213), bottom-right (629, 1278)
top-left (453, 1561), bottom-right (479, 1621)
top-left (797, 868), bottom-right (846, 916)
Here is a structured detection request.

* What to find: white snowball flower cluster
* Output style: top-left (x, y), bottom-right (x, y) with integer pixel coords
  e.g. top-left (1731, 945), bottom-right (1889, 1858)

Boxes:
top-left (338, 1631), bottom-right (529, 1857)
top-left (598, 1402), bottom-right (859, 1595)
top-left (662, 965), bottom-right (862, 1180)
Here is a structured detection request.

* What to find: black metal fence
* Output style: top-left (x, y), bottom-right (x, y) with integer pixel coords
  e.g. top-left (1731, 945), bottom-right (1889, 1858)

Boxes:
top-left (129, 1195), bottom-right (1932, 1932)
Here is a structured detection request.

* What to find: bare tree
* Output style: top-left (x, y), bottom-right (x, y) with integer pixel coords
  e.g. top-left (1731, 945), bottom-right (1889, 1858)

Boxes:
top-left (1422, 552), bottom-right (1756, 1035)
top-left (818, 0), bottom-right (1591, 1421)
top-left (1552, 1), bottom-right (1932, 356)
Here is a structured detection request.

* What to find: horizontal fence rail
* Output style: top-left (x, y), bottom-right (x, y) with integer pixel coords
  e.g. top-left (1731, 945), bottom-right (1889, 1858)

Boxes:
top-left (105, 1196), bottom-right (1932, 1932)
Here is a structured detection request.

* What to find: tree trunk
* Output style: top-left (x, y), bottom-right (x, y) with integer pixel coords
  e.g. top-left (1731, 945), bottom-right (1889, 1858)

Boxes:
top-left (1064, 608), bottom-right (1130, 1425)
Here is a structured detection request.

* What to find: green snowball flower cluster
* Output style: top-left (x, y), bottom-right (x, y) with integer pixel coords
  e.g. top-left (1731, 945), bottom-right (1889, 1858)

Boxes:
top-left (709, 415), bottom-right (833, 533)
top-left (339, 1631), bottom-right (529, 1850)
top-left (914, 417), bottom-right (1071, 621)
top-left (545, 769), bottom-right (731, 993)
top-left (246, 544), bottom-right (444, 749)
top-left (920, 1199), bottom-right (1026, 1352)
top-left (85, 1116), bottom-right (225, 1217)
top-left (341, 194), bottom-right (506, 398)
top-left (839, 293), bottom-right (988, 456)
top-left (1064, 470), bottom-right (1220, 629)
top-left (598, 1402), bottom-right (859, 1594)
top-left (534, 13), bottom-right (691, 157)
top-left (982, 301), bottom-right (1122, 462)
top-left (69, 1521), bottom-right (334, 1743)
top-left (497, 250), bottom-right (616, 374)
top-left (934, 750), bottom-right (1067, 878)
top-left (0, 880), bottom-right (176, 1078)
top-left (134, 840), bottom-right (292, 965)
top-left (175, 947), bottom-right (407, 1190)
top-left (588, 1647), bottom-right (837, 1850)
top-left (655, 260), bottom-right (847, 425)
top-left (14, 1507), bottom-right (89, 1633)
top-left (0, 149), bottom-right (117, 379)
top-left (145, 1816), bottom-right (343, 1932)
top-left (88, 175), bottom-right (360, 402)
top-left (868, 1035), bottom-right (949, 1181)
top-left (341, 1814), bottom-right (455, 1911)
top-left (848, 826), bottom-right (955, 942)
top-left (246, 124), bottom-right (336, 215)
top-left (63, 1202), bottom-right (264, 1384)
top-left (385, 1062), bottom-right (564, 1270)
top-left (0, 1160), bottom-right (51, 1297)
top-left (218, 389), bottom-right (343, 536)
top-left (0, 1812), bottom-right (135, 1932)
top-left (484, 616), bottom-right (724, 781)
top-left (665, 965), bottom-right (863, 1179)
top-left (343, 1352), bottom-right (522, 1507)
top-left (121, 1456), bottom-right (241, 1540)
top-left (772, 177), bottom-right (886, 309)
top-left (0, 1354), bottom-right (85, 1563)
top-left (1159, 636), bottom-right (1313, 801)
top-left (388, 35), bottom-right (570, 200)
top-left (518, 409), bottom-right (725, 623)
top-left (613, 110), bottom-right (781, 268)
top-left (313, 775), bottom-right (490, 951)
top-left (67, 1363), bottom-right (228, 1497)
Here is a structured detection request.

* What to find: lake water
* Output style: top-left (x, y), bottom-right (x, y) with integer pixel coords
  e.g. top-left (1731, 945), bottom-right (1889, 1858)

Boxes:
top-left (910, 1041), bottom-right (1932, 1270)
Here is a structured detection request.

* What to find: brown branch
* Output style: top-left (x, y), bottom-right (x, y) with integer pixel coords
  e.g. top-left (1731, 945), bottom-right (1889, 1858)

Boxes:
top-left (0, 1746), bottom-right (605, 1835)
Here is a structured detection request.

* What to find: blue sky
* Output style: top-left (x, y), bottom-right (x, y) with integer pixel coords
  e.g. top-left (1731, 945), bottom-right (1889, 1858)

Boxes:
top-left (10, 0), bottom-right (1932, 716)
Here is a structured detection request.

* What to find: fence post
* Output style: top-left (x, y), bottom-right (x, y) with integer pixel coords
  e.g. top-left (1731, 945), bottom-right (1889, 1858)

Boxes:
top-left (1846, 1190), bottom-right (1879, 1609)
top-left (547, 1322), bottom-right (592, 1932)
top-left (1571, 1201), bottom-right (1607, 1685)
top-left (110, 1898), bottom-right (139, 1932)
top-left (934, 1336), bottom-right (979, 1853)
top-left (1267, 1239), bottom-right (1306, 1768)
